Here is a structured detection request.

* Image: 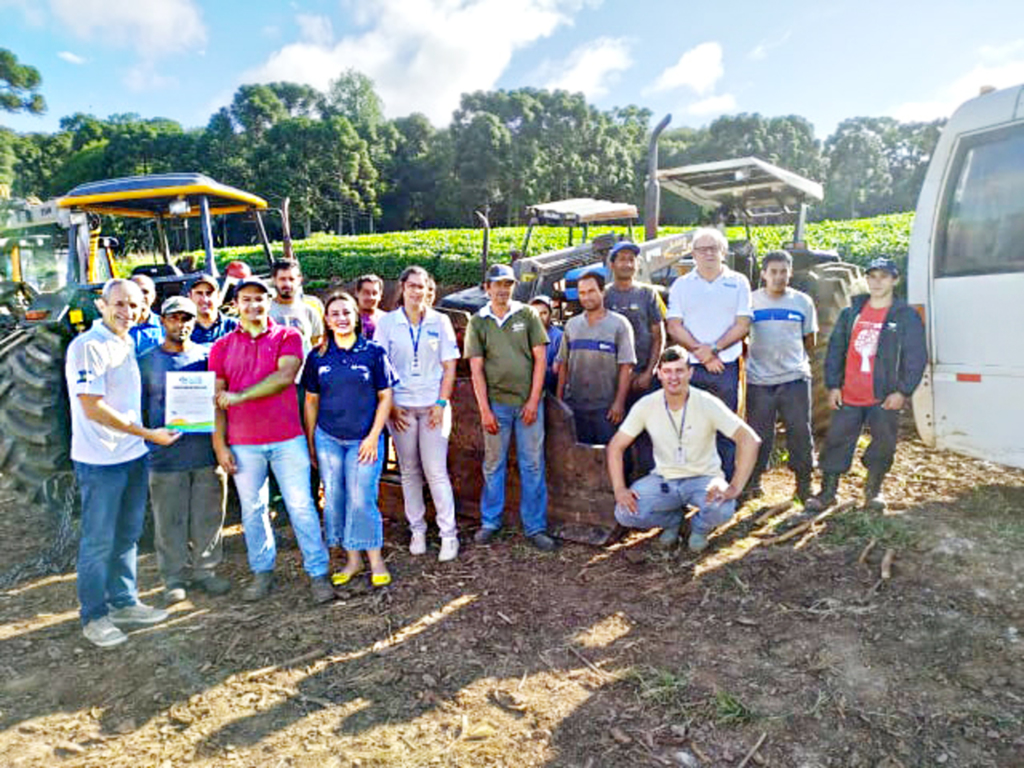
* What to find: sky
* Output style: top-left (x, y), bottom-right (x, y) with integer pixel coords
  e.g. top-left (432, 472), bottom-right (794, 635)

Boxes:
top-left (3, 0), bottom-right (1024, 142)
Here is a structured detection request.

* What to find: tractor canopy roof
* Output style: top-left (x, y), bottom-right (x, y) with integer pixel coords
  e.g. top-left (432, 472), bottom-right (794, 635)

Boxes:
top-left (656, 157), bottom-right (823, 219)
top-left (526, 198), bottom-right (639, 226)
top-left (59, 173), bottom-right (268, 219)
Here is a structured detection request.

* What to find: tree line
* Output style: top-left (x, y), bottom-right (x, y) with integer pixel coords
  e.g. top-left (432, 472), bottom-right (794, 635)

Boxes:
top-left (2, 48), bottom-right (943, 241)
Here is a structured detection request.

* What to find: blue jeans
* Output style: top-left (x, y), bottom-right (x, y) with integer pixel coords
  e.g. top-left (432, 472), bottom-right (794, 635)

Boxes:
top-left (230, 435), bottom-right (329, 577)
top-left (315, 428), bottom-right (385, 551)
top-left (480, 400), bottom-right (548, 536)
top-left (74, 455), bottom-right (149, 625)
top-left (614, 473), bottom-right (736, 535)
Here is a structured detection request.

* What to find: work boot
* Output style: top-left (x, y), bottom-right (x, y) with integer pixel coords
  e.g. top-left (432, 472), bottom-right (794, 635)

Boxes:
top-left (795, 474), bottom-right (814, 505)
top-left (805, 473), bottom-right (840, 512)
top-left (241, 571), bottom-right (274, 602)
top-left (310, 576), bottom-right (335, 604)
top-left (192, 573), bottom-right (232, 596)
top-left (864, 471), bottom-right (887, 512)
top-left (527, 532), bottom-right (560, 552)
top-left (655, 524), bottom-right (681, 549)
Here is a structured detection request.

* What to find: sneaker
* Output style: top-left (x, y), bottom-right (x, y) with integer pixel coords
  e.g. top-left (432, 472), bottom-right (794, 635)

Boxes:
top-left (438, 537), bottom-right (459, 562)
top-left (192, 573), bottom-right (231, 596)
top-left (310, 576), bottom-right (335, 604)
top-left (108, 602), bottom-right (170, 628)
top-left (83, 616), bottom-right (128, 648)
top-left (163, 585), bottom-right (187, 605)
top-left (474, 527), bottom-right (498, 545)
top-left (241, 571), bottom-right (274, 602)
top-left (410, 531), bottom-right (427, 556)
top-left (656, 524), bottom-right (681, 549)
top-left (688, 531), bottom-right (709, 553)
top-left (527, 532), bottom-right (559, 552)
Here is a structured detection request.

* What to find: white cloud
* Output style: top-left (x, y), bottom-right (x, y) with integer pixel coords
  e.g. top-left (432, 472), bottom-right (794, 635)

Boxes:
top-left (541, 37), bottom-right (632, 99)
top-left (686, 93), bottom-right (737, 116)
top-left (244, 0), bottom-right (587, 125)
top-left (748, 31), bottom-right (791, 61)
top-left (979, 39), bottom-right (1024, 62)
top-left (57, 51), bottom-right (86, 65)
top-left (648, 42), bottom-right (723, 95)
top-left (296, 13), bottom-right (334, 46)
top-left (123, 64), bottom-right (178, 92)
top-left (48, 0), bottom-right (206, 58)
top-left (891, 58), bottom-right (1024, 122)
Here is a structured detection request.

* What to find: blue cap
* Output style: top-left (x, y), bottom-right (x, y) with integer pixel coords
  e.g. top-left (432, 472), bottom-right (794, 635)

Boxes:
top-left (867, 257), bottom-right (900, 277)
top-left (485, 264), bottom-right (516, 283)
top-left (609, 240), bottom-right (641, 260)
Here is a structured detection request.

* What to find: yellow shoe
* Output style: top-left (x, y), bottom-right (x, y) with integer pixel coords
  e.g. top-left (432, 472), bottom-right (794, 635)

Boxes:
top-left (331, 569), bottom-right (361, 586)
top-left (371, 572), bottom-right (392, 587)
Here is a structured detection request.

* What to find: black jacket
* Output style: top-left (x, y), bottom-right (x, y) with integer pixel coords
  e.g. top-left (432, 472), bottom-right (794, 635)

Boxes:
top-left (824, 294), bottom-right (928, 399)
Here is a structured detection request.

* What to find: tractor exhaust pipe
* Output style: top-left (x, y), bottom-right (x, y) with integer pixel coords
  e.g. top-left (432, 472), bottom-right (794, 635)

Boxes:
top-left (475, 208), bottom-right (490, 285)
top-left (644, 114), bottom-right (672, 242)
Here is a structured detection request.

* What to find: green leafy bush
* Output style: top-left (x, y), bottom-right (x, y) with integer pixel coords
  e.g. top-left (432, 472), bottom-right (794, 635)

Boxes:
top-left (194, 212), bottom-right (914, 286)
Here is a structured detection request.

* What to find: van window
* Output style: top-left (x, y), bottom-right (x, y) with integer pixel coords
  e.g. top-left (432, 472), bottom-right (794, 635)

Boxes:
top-left (938, 125), bottom-right (1024, 276)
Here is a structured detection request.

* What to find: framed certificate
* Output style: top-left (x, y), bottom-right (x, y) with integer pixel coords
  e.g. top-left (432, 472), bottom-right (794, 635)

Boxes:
top-left (165, 371), bottom-right (216, 433)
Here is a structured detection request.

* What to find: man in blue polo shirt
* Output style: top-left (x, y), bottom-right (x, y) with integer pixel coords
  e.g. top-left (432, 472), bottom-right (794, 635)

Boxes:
top-left (129, 274), bottom-right (164, 357)
top-left (189, 275), bottom-right (238, 347)
top-left (745, 251), bottom-right (818, 503)
top-left (140, 295), bottom-right (231, 604)
top-left (666, 228), bottom-right (753, 480)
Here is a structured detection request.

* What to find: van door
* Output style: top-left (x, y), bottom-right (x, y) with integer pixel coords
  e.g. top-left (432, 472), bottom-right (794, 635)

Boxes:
top-left (929, 122), bottom-right (1024, 466)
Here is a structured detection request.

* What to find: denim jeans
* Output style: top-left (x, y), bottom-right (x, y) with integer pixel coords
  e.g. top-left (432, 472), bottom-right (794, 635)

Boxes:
top-left (690, 361), bottom-right (740, 481)
top-left (74, 455), bottom-right (149, 625)
top-left (315, 428), bottom-right (385, 551)
top-left (230, 435), bottom-right (329, 577)
top-left (390, 405), bottom-right (457, 539)
top-left (614, 472), bottom-right (736, 535)
top-left (481, 400), bottom-right (548, 536)
top-left (746, 378), bottom-right (814, 486)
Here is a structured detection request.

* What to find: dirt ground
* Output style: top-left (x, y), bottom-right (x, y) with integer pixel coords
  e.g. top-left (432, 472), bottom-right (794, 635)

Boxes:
top-left (0, 423), bottom-right (1022, 768)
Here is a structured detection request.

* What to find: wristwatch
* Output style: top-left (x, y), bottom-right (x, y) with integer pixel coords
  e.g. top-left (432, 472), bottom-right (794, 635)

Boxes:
top-left (711, 343), bottom-right (720, 356)
top-left (435, 398), bottom-right (449, 407)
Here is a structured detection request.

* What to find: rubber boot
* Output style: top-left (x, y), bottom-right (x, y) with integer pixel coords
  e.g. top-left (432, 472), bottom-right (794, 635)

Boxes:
top-left (795, 473), bottom-right (814, 505)
top-left (806, 473), bottom-right (840, 512)
top-left (864, 470), bottom-right (887, 512)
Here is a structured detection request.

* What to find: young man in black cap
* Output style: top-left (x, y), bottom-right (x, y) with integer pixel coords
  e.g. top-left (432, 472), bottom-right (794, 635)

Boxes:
top-left (807, 257), bottom-right (927, 512)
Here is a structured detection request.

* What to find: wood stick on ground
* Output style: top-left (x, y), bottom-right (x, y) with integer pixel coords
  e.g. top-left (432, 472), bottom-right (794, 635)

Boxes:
top-left (857, 538), bottom-right (878, 565)
top-left (566, 645), bottom-right (612, 679)
top-left (737, 731), bottom-right (768, 768)
top-left (813, 499), bottom-right (857, 523)
top-left (753, 501), bottom-right (793, 525)
top-left (880, 549), bottom-right (896, 580)
top-left (761, 520), bottom-right (812, 545)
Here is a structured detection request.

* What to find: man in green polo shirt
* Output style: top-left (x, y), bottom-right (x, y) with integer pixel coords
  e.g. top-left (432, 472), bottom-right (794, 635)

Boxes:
top-left (465, 264), bottom-right (558, 551)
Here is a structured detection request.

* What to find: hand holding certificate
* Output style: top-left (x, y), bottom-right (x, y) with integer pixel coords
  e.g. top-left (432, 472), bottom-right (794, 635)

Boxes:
top-left (165, 371), bottom-right (216, 433)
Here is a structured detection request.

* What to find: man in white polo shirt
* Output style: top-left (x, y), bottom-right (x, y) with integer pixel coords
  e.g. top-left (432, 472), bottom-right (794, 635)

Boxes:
top-left (66, 278), bottom-right (181, 648)
top-left (666, 227), bottom-right (753, 481)
top-left (607, 346), bottom-right (761, 552)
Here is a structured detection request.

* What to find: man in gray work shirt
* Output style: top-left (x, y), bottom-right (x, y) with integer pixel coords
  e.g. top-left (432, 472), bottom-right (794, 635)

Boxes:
top-left (557, 270), bottom-right (636, 445)
top-left (745, 250), bottom-right (818, 502)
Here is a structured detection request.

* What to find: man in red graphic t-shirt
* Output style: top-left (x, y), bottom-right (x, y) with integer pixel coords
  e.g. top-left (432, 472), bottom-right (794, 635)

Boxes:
top-left (806, 258), bottom-right (927, 513)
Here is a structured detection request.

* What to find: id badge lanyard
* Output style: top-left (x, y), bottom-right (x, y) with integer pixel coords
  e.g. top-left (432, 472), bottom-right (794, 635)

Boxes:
top-left (403, 308), bottom-right (424, 377)
top-left (664, 393), bottom-right (687, 465)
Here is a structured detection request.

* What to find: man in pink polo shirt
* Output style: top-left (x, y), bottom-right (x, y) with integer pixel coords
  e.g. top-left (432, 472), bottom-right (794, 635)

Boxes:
top-left (209, 276), bottom-right (333, 604)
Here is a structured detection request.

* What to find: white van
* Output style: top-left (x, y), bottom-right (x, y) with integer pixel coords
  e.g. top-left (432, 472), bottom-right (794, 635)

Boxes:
top-left (908, 84), bottom-right (1024, 468)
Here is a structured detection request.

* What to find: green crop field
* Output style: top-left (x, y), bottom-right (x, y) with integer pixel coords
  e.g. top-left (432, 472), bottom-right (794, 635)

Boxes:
top-left (194, 211), bottom-right (914, 289)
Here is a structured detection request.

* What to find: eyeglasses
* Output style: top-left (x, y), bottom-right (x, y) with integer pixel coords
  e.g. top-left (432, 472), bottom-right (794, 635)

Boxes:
top-left (692, 246), bottom-right (719, 254)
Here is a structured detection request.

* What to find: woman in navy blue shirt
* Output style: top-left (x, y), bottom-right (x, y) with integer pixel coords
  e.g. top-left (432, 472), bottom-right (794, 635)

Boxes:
top-left (302, 292), bottom-right (398, 587)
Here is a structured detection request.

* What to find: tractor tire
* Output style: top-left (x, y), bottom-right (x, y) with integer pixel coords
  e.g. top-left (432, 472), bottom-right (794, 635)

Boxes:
top-left (791, 263), bottom-right (867, 435)
top-left (0, 324), bottom-right (73, 513)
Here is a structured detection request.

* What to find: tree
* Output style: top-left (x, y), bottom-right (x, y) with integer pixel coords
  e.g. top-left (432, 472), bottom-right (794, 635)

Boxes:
top-left (325, 70), bottom-right (385, 134)
top-left (0, 48), bottom-right (45, 115)
top-left (823, 122), bottom-right (892, 219)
